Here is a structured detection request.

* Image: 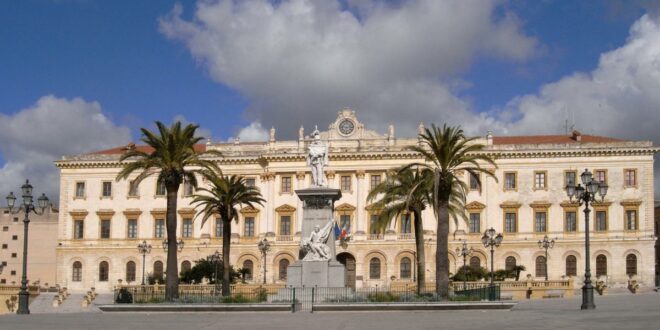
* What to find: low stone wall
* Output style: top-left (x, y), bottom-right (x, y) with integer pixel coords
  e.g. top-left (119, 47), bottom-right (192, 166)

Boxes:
top-left (391, 279), bottom-right (575, 300)
top-left (0, 285), bottom-right (40, 314)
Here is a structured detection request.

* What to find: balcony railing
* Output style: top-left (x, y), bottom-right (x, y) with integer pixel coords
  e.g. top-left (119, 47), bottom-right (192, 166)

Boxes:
top-left (398, 233), bottom-right (413, 240)
top-left (367, 234), bottom-right (384, 240)
top-left (276, 235), bottom-right (293, 242)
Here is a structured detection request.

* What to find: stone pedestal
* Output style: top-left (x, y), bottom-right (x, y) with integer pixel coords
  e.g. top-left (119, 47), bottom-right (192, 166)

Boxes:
top-left (286, 187), bottom-right (346, 288)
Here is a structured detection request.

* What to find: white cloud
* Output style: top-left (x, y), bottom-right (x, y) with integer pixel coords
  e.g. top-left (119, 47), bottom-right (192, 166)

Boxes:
top-left (235, 121), bottom-right (269, 142)
top-left (159, 0), bottom-right (537, 136)
top-left (0, 95), bottom-right (131, 205)
top-left (501, 14), bottom-right (660, 193)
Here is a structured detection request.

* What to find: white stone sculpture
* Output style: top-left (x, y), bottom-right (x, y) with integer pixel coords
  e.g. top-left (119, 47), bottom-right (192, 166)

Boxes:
top-left (300, 220), bottom-right (333, 261)
top-left (307, 126), bottom-right (328, 187)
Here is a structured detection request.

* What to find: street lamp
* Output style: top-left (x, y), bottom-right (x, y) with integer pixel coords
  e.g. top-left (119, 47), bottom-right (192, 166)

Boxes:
top-left (208, 250), bottom-right (221, 293)
top-left (481, 227), bottom-right (503, 287)
top-left (537, 235), bottom-right (555, 281)
top-left (257, 238), bottom-right (271, 284)
top-left (6, 180), bottom-right (49, 315)
top-left (566, 168), bottom-right (608, 310)
top-left (162, 239), bottom-right (184, 252)
top-left (137, 240), bottom-right (152, 285)
top-left (456, 239), bottom-right (473, 290)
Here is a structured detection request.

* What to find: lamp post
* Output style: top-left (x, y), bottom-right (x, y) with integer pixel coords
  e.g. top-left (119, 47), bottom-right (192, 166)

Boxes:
top-left (481, 227), bottom-right (503, 287)
top-left (162, 239), bottom-right (184, 252)
top-left (137, 240), bottom-right (152, 285)
top-left (257, 238), bottom-right (271, 284)
top-left (537, 235), bottom-right (555, 281)
top-left (6, 180), bottom-right (49, 315)
top-left (208, 250), bottom-right (221, 293)
top-left (566, 168), bottom-right (608, 310)
top-left (456, 239), bottom-right (473, 290)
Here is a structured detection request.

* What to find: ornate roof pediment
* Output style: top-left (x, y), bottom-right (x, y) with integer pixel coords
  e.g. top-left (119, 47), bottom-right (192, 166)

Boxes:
top-left (275, 204), bottom-right (296, 213)
top-left (335, 203), bottom-right (356, 212)
top-left (465, 201), bottom-right (486, 211)
top-left (240, 205), bottom-right (260, 214)
top-left (499, 202), bottom-right (522, 209)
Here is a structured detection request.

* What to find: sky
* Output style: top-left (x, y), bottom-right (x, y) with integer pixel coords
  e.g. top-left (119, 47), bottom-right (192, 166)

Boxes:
top-left (1, 0), bottom-right (659, 203)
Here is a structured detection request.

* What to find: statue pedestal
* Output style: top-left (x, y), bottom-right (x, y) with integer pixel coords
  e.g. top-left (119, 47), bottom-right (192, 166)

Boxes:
top-left (286, 187), bottom-right (346, 288)
top-left (287, 260), bottom-right (345, 287)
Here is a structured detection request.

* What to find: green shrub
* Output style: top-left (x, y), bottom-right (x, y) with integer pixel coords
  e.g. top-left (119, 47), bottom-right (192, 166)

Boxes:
top-left (367, 292), bottom-right (400, 302)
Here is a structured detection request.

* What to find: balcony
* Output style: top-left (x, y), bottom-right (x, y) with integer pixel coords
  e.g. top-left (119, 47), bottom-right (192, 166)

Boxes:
top-left (398, 233), bottom-right (414, 240)
top-left (367, 234), bottom-right (384, 240)
top-left (276, 235), bottom-right (293, 242)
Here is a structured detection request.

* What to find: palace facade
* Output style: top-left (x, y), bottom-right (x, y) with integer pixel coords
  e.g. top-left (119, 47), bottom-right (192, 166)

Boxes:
top-left (55, 109), bottom-right (658, 293)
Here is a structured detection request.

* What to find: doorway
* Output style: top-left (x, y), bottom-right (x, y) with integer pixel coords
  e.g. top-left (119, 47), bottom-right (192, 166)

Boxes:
top-left (337, 252), bottom-right (356, 289)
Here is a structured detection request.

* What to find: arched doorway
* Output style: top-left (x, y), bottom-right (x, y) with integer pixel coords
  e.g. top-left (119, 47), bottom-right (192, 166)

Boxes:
top-left (337, 253), bottom-right (356, 289)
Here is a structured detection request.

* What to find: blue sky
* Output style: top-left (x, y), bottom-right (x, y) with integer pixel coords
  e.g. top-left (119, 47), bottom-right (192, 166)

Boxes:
top-left (1, 0), bottom-right (659, 199)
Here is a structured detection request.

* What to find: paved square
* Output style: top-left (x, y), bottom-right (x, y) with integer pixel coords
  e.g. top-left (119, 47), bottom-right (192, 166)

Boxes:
top-left (1, 293), bottom-right (658, 330)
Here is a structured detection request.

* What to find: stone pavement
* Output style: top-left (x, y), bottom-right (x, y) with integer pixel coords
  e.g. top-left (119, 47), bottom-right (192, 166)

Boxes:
top-left (0, 292), bottom-right (658, 330)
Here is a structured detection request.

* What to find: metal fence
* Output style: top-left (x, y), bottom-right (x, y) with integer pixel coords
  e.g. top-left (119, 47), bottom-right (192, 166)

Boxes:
top-left (114, 284), bottom-right (500, 311)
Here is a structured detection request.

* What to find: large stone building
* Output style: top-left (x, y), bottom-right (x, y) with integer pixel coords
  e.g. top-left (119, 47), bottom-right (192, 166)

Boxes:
top-left (54, 109), bottom-right (657, 293)
top-left (1, 206), bottom-right (59, 287)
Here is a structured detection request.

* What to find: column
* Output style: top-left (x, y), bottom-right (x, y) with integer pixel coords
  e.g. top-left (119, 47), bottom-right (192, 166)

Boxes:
top-left (355, 170), bottom-right (366, 235)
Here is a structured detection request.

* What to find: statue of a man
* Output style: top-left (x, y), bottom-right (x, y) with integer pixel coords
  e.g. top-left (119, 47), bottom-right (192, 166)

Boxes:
top-left (307, 126), bottom-right (328, 187)
top-left (301, 220), bottom-right (333, 261)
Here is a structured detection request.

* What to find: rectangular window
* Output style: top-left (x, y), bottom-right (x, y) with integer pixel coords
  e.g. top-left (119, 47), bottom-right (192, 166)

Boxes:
top-left (244, 217), bottom-right (255, 237)
top-left (624, 169), bottom-right (637, 187)
top-left (1, 244), bottom-right (7, 249)
top-left (156, 181), bottom-right (166, 196)
top-left (245, 178), bottom-right (256, 187)
top-left (100, 219), bottom-right (111, 239)
top-left (10, 270), bottom-right (16, 276)
top-left (594, 170), bottom-right (607, 184)
top-left (215, 218), bottom-right (223, 237)
top-left (625, 210), bottom-right (637, 231)
top-left (182, 219), bottom-right (193, 238)
top-left (281, 176), bottom-right (292, 193)
top-left (183, 181), bottom-right (194, 196)
top-left (102, 181), bottom-right (112, 197)
top-left (2, 226), bottom-right (7, 232)
top-left (565, 171), bottom-right (577, 188)
top-left (340, 175), bottom-right (351, 192)
top-left (595, 211), bottom-right (607, 231)
top-left (128, 180), bottom-right (139, 197)
top-left (340, 214), bottom-right (351, 232)
top-left (154, 219), bottom-right (165, 238)
top-left (469, 173), bottom-right (480, 190)
top-left (401, 214), bottom-right (411, 234)
top-left (370, 175), bottom-right (381, 190)
top-left (504, 213), bottom-right (517, 233)
top-left (74, 220), bottom-right (84, 239)
top-left (469, 213), bottom-right (481, 233)
top-left (534, 171), bottom-right (546, 189)
top-left (127, 219), bottom-right (138, 239)
top-left (535, 212), bottom-right (547, 232)
top-left (75, 182), bottom-right (85, 198)
top-left (504, 172), bottom-right (516, 190)
top-left (565, 211), bottom-right (577, 232)
top-left (12, 253), bottom-right (17, 258)
top-left (369, 214), bottom-right (380, 234)
top-left (11, 235), bottom-right (17, 240)
top-left (280, 215), bottom-right (291, 236)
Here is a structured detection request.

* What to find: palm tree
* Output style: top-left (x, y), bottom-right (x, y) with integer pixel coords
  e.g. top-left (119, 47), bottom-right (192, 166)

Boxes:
top-left (191, 173), bottom-right (265, 296)
top-left (116, 121), bottom-right (220, 301)
top-left (408, 124), bottom-right (497, 299)
top-left (367, 167), bottom-right (432, 294)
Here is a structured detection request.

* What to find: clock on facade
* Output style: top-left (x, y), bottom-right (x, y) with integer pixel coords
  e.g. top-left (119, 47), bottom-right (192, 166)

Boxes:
top-left (338, 119), bottom-right (355, 136)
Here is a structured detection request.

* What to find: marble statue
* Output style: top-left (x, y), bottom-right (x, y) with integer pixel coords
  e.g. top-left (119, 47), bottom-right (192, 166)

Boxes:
top-left (307, 126), bottom-right (328, 187)
top-left (300, 220), bottom-right (334, 261)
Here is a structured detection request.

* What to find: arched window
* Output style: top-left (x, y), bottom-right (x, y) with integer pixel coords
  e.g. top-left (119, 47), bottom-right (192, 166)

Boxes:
top-left (126, 261), bottom-right (136, 283)
top-left (566, 255), bottom-right (577, 276)
top-left (99, 261), bottom-right (109, 282)
top-left (626, 254), bottom-right (637, 276)
top-left (153, 261), bottom-right (164, 282)
top-left (243, 260), bottom-right (254, 281)
top-left (505, 256), bottom-right (516, 272)
top-left (400, 257), bottom-right (412, 279)
top-left (181, 260), bottom-right (192, 273)
top-left (369, 258), bottom-right (381, 279)
top-left (469, 256), bottom-right (480, 269)
top-left (535, 256), bottom-right (547, 278)
top-left (72, 261), bottom-right (82, 282)
top-left (278, 259), bottom-right (289, 280)
top-left (596, 255), bottom-right (607, 277)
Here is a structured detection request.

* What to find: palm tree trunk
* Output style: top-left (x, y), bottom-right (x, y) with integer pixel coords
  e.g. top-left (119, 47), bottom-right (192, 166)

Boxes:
top-left (165, 184), bottom-right (180, 301)
top-left (413, 209), bottom-right (426, 295)
top-left (222, 218), bottom-right (231, 296)
top-left (436, 199), bottom-right (450, 300)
